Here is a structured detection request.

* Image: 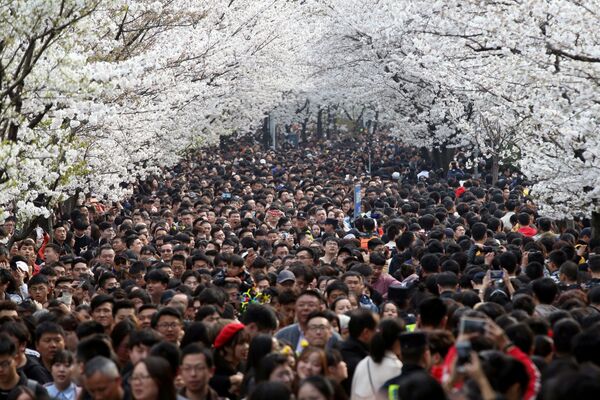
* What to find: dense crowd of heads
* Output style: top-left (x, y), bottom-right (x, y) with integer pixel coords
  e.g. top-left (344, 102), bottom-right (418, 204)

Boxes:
top-left (0, 133), bottom-right (599, 400)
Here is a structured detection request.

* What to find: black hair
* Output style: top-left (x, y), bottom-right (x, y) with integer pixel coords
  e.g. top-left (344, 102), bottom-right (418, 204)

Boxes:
top-left (325, 281), bottom-right (349, 297)
top-left (149, 341), bottom-right (181, 376)
top-left (110, 320), bottom-right (136, 351)
top-left (347, 309), bottom-right (377, 340)
top-left (531, 278), bottom-right (558, 305)
top-left (0, 319), bottom-right (30, 345)
top-left (418, 297), bottom-right (447, 328)
top-left (137, 356), bottom-right (177, 400)
top-left (150, 306), bottom-right (183, 328)
top-left (181, 343), bottom-right (214, 369)
top-left (245, 333), bottom-right (274, 376)
top-left (90, 294), bottom-right (114, 312)
top-left (180, 322), bottom-right (211, 348)
top-left (51, 349), bottom-right (74, 366)
top-left (75, 321), bottom-right (105, 340)
top-left (553, 319), bottom-right (581, 355)
top-left (255, 353), bottom-right (289, 383)
top-left (35, 321), bottom-right (65, 343)
top-left (370, 318), bottom-right (404, 363)
top-left (298, 376), bottom-right (334, 400)
top-left (144, 269), bottom-right (170, 284)
top-left (76, 335), bottom-right (112, 363)
top-left (112, 299), bottom-right (135, 317)
top-left (249, 381), bottom-right (292, 400)
top-left (128, 328), bottom-right (162, 349)
top-left (505, 323), bottom-right (534, 354)
top-left (0, 333), bottom-right (17, 356)
top-left (240, 304), bottom-right (278, 332)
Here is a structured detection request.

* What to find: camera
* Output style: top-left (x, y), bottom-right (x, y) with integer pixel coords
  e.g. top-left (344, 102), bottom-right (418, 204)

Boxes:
top-left (456, 340), bottom-right (472, 370)
top-left (221, 192), bottom-right (232, 200)
top-left (459, 317), bottom-right (487, 335)
top-left (490, 270), bottom-right (504, 280)
top-left (482, 246), bottom-right (497, 254)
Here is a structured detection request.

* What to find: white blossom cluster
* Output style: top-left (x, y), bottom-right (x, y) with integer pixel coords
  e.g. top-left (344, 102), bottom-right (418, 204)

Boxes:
top-left (1, 0), bottom-right (598, 227)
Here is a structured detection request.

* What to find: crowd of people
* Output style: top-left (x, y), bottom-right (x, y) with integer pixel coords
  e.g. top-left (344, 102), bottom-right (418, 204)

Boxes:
top-left (0, 133), bottom-right (599, 400)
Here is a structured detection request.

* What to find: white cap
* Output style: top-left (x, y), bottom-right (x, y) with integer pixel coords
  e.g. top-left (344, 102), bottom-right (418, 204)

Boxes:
top-left (15, 261), bottom-right (29, 273)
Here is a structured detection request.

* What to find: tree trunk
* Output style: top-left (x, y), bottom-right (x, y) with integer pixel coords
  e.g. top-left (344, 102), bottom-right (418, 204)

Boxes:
top-left (592, 211), bottom-right (600, 241)
top-left (262, 116), bottom-right (270, 149)
top-left (491, 154), bottom-right (500, 186)
top-left (301, 117), bottom-right (308, 143)
top-left (316, 108), bottom-right (324, 138)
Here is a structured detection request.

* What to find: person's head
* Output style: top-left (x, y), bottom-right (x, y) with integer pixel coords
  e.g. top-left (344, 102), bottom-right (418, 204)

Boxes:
top-left (330, 296), bottom-right (352, 316)
top-left (128, 329), bottom-right (162, 365)
top-left (297, 375), bottom-right (335, 400)
top-left (137, 304), bottom-right (158, 329)
top-left (180, 344), bottom-right (214, 395)
top-left (380, 301), bottom-right (399, 319)
top-left (418, 297), bottom-right (448, 329)
top-left (370, 318), bottom-right (405, 362)
top-left (347, 308), bottom-right (378, 343)
top-left (305, 311), bottom-right (332, 348)
top-left (83, 356), bottom-right (123, 400)
top-left (151, 307), bottom-right (184, 344)
top-left (256, 353), bottom-right (294, 389)
top-left (130, 356), bottom-right (176, 400)
top-left (341, 271), bottom-right (364, 296)
top-left (0, 333), bottom-right (18, 383)
top-left (295, 290), bottom-right (324, 327)
top-left (0, 299), bottom-right (17, 320)
top-left (250, 381), bottom-right (292, 400)
top-left (325, 280), bottom-right (349, 306)
top-left (481, 351), bottom-right (529, 400)
top-left (531, 278), bottom-right (559, 305)
top-left (113, 300), bottom-right (137, 324)
top-left (27, 274), bottom-right (50, 303)
top-left (35, 321), bottom-right (66, 366)
top-left (399, 332), bottom-right (430, 367)
top-left (297, 347), bottom-right (327, 380)
top-left (91, 294), bottom-right (115, 330)
top-left (240, 304), bottom-right (279, 337)
top-left (226, 254), bottom-right (245, 277)
top-left (98, 245), bottom-right (116, 266)
top-left (144, 269), bottom-right (169, 300)
top-left (213, 322), bottom-right (250, 365)
top-left (559, 261), bottom-right (578, 283)
top-left (553, 318), bottom-right (581, 356)
top-left (50, 350), bottom-right (75, 389)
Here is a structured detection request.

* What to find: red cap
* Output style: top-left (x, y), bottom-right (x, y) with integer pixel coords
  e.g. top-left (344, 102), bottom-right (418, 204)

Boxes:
top-left (213, 323), bottom-right (245, 349)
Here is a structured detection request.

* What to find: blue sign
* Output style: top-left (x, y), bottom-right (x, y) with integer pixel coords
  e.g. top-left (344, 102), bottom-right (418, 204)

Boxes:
top-left (354, 184), bottom-right (361, 220)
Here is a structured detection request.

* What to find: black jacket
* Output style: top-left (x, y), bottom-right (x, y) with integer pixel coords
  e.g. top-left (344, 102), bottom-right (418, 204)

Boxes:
top-left (339, 337), bottom-right (369, 394)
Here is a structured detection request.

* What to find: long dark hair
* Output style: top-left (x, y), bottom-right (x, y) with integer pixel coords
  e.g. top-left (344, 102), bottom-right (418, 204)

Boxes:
top-left (370, 319), bottom-right (404, 363)
top-left (138, 356), bottom-right (176, 400)
top-left (246, 334), bottom-right (274, 374)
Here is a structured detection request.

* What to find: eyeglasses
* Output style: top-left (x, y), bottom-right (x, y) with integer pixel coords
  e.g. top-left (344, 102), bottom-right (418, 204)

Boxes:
top-left (157, 322), bottom-right (181, 330)
top-left (307, 324), bottom-right (329, 332)
top-left (0, 359), bottom-right (13, 369)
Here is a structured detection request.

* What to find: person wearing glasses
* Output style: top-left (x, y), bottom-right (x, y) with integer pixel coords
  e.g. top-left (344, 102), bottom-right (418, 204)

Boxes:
top-left (179, 344), bottom-right (218, 400)
top-left (129, 356), bottom-right (176, 400)
top-left (151, 307), bottom-right (184, 346)
top-left (0, 333), bottom-right (49, 399)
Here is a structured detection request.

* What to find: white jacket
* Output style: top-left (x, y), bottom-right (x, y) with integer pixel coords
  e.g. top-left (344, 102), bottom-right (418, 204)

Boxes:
top-left (351, 351), bottom-right (403, 400)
